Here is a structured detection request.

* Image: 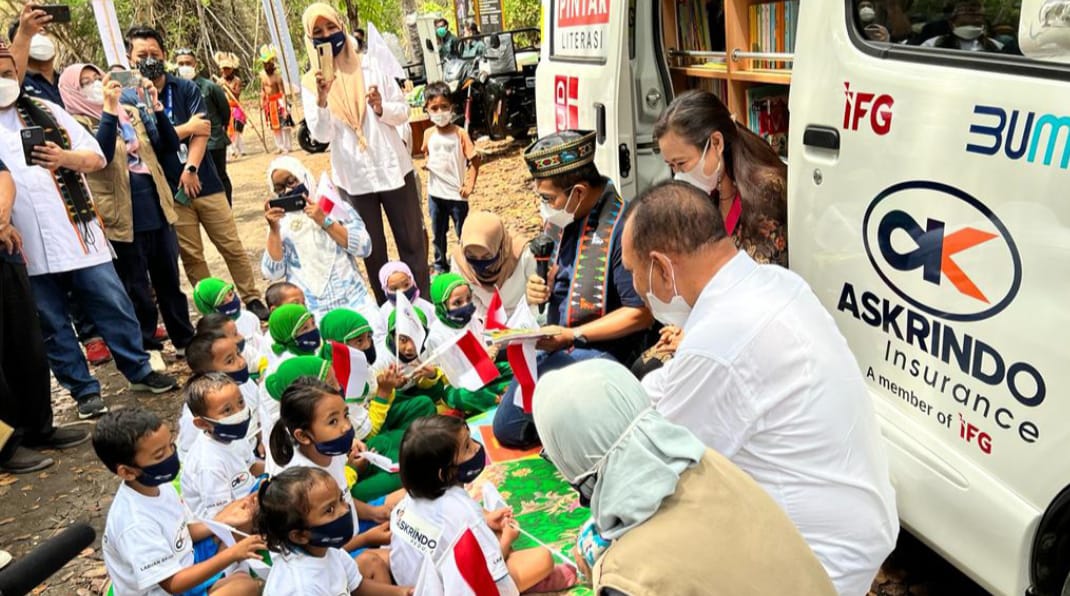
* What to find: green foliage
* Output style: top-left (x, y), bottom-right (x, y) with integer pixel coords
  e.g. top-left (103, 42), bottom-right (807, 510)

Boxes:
top-left (503, 0), bottom-right (541, 30)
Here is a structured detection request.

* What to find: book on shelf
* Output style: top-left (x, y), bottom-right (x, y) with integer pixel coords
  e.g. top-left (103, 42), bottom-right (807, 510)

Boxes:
top-left (746, 84), bottom-right (790, 158)
top-left (747, 0), bottom-right (799, 70)
top-left (674, 0), bottom-right (725, 67)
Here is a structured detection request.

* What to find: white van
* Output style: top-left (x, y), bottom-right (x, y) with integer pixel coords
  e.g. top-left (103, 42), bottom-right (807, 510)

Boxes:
top-left (536, 1), bottom-right (1070, 595)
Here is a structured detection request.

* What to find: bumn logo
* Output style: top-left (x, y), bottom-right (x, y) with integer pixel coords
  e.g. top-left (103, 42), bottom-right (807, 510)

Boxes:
top-left (862, 181), bottom-right (1022, 321)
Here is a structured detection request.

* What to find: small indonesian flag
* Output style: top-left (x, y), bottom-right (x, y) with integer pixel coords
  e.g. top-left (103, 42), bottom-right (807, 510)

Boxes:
top-left (506, 298), bottom-right (539, 414)
top-left (481, 483), bottom-right (509, 512)
top-left (314, 172), bottom-right (347, 219)
top-left (435, 330), bottom-right (499, 391)
top-left (484, 290), bottom-right (508, 331)
top-left (446, 527), bottom-right (502, 596)
top-left (329, 341), bottom-right (369, 400)
top-left (395, 290), bottom-right (427, 356)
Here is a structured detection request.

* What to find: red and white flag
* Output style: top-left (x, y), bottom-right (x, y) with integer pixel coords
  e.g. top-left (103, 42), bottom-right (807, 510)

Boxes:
top-left (506, 299), bottom-right (539, 414)
top-left (432, 330), bottom-right (499, 391)
top-left (314, 172), bottom-right (347, 219)
top-left (394, 290), bottom-right (427, 358)
top-left (329, 341), bottom-right (369, 400)
top-left (443, 527), bottom-right (507, 596)
top-left (484, 290), bottom-right (508, 331)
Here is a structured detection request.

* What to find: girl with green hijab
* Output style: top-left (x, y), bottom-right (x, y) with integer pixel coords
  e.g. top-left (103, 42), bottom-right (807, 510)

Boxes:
top-left (533, 359), bottom-right (836, 595)
top-left (193, 277), bottom-right (266, 362)
top-left (268, 303), bottom-right (321, 358)
top-left (318, 308), bottom-right (437, 501)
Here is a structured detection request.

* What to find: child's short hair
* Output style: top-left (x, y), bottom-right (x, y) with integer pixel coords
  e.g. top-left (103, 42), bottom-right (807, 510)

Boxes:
top-left (186, 330), bottom-right (227, 374)
top-left (92, 407), bottom-right (165, 474)
top-left (185, 372), bottom-right (237, 418)
top-left (266, 281), bottom-right (301, 309)
top-left (424, 81), bottom-right (452, 108)
top-left (269, 379), bottom-right (338, 467)
top-left (195, 313), bottom-right (232, 336)
top-left (255, 466), bottom-right (336, 554)
top-left (399, 415), bottom-right (467, 500)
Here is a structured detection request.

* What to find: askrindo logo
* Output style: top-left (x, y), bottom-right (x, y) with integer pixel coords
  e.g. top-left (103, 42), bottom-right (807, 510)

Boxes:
top-left (862, 181), bottom-right (1022, 322)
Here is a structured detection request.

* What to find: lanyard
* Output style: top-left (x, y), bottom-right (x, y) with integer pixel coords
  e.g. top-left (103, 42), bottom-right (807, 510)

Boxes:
top-left (163, 85), bottom-right (174, 124)
top-left (724, 193), bottom-right (742, 237)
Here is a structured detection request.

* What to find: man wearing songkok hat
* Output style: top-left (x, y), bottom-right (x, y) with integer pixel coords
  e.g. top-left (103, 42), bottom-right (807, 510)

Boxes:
top-left (491, 130), bottom-right (653, 449)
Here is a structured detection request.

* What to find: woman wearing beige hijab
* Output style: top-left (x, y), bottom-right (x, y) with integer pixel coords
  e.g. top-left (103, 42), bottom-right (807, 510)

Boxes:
top-left (449, 211), bottom-right (536, 321)
top-left (300, 3), bottom-right (430, 303)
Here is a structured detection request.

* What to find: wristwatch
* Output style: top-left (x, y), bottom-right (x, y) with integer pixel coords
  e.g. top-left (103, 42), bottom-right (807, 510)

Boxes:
top-left (572, 329), bottom-right (588, 349)
top-left (321, 216), bottom-right (335, 230)
top-left (185, 164), bottom-right (198, 174)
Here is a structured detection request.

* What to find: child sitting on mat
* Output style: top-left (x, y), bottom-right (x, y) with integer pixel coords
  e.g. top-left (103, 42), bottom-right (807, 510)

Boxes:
top-left (95, 407), bottom-right (265, 596)
top-left (377, 261), bottom-right (434, 323)
top-left (389, 415), bottom-right (577, 593)
top-left (265, 280), bottom-right (307, 313)
top-left (180, 373), bottom-right (264, 521)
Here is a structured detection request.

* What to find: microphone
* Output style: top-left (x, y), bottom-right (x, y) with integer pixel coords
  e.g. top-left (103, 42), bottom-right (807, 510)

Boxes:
top-left (0, 522), bottom-right (95, 596)
top-left (529, 233), bottom-right (555, 315)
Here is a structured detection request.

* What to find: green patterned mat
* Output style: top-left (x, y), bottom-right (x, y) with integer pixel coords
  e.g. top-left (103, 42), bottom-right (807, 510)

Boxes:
top-left (473, 457), bottom-right (594, 595)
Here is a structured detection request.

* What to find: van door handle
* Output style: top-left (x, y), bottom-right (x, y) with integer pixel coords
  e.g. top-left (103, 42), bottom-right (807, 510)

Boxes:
top-left (594, 103), bottom-right (606, 144)
top-left (802, 125), bottom-right (840, 150)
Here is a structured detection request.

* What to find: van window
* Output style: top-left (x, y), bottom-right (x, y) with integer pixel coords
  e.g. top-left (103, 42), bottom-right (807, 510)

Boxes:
top-left (852, 0), bottom-right (1022, 56)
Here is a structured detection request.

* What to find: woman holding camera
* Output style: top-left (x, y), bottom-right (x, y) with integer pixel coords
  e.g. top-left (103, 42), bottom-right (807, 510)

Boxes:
top-left (262, 156), bottom-right (382, 329)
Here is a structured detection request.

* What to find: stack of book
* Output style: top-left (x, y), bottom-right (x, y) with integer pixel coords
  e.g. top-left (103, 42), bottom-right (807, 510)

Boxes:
top-left (746, 85), bottom-right (790, 157)
top-left (748, 0), bottom-right (800, 69)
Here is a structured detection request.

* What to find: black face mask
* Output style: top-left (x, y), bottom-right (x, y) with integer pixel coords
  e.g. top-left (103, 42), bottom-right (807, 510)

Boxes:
top-left (137, 57), bottom-right (166, 81)
top-left (571, 474), bottom-right (596, 508)
top-left (362, 343), bottom-right (377, 366)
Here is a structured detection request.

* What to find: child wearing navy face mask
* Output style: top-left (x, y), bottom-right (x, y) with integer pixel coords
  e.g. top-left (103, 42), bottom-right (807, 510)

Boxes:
top-left (377, 261), bottom-right (434, 323)
top-left (389, 415), bottom-right (574, 593)
top-left (181, 373), bottom-right (265, 522)
top-left (95, 407), bottom-right (265, 596)
top-left (256, 467), bottom-right (413, 595)
top-left (269, 379), bottom-right (398, 579)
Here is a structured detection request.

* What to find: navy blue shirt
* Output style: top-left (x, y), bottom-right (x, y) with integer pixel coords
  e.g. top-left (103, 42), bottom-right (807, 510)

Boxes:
top-left (121, 75), bottom-right (224, 198)
top-left (0, 158), bottom-right (20, 263)
top-left (549, 179), bottom-right (646, 362)
top-left (23, 72), bottom-right (63, 107)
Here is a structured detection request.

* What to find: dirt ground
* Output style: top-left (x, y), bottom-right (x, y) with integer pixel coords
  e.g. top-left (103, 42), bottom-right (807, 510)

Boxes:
top-left (0, 115), bottom-right (990, 594)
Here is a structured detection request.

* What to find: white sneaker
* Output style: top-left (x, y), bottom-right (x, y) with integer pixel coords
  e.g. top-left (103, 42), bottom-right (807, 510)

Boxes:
top-left (148, 350), bottom-right (167, 373)
top-left (0, 549), bottom-right (11, 570)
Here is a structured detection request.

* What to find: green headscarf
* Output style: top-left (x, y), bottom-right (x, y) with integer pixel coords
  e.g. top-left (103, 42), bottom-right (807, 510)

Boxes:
top-left (386, 307), bottom-right (428, 354)
top-left (533, 359), bottom-right (706, 540)
top-left (269, 303), bottom-right (315, 356)
top-left (318, 308), bottom-right (372, 359)
top-left (193, 277), bottom-right (234, 316)
top-left (430, 273), bottom-right (469, 328)
top-left (265, 355), bottom-right (330, 401)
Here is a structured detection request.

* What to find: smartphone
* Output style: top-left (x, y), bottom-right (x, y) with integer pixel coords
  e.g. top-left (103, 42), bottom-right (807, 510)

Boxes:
top-left (316, 43), bottom-right (335, 81)
top-left (32, 4), bottom-right (71, 24)
top-left (110, 70), bottom-right (140, 89)
top-left (21, 126), bottom-right (45, 166)
top-left (269, 192), bottom-right (307, 213)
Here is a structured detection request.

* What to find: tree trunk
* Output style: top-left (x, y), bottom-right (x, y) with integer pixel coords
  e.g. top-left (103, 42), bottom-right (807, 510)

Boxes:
top-left (400, 0), bottom-right (423, 73)
top-left (340, 0), bottom-right (359, 30)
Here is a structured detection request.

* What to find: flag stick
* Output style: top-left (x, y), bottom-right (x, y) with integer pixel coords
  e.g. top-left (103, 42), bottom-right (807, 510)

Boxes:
top-left (513, 523), bottom-right (579, 571)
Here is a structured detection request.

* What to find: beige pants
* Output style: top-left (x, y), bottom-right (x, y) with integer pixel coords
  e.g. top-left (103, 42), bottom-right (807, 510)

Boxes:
top-left (174, 192), bottom-right (260, 302)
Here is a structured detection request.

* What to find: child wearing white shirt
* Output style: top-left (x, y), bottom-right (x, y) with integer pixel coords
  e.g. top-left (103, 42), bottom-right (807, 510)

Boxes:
top-left (180, 373), bottom-right (265, 519)
top-left (256, 466), bottom-right (411, 595)
top-left (94, 407), bottom-right (264, 596)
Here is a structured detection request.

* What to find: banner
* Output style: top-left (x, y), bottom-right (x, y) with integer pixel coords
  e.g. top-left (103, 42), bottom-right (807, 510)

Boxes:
top-left (261, 0), bottom-right (303, 93)
top-left (91, 0), bottom-right (128, 69)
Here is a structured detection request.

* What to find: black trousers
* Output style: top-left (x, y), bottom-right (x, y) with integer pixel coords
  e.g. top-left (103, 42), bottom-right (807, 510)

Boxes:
top-left (0, 259), bottom-right (53, 463)
top-left (111, 226), bottom-right (196, 351)
top-left (209, 148), bottom-right (233, 206)
top-left (344, 172), bottom-right (430, 304)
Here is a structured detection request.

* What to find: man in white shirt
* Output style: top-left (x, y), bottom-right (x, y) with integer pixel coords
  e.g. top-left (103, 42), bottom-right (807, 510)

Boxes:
top-left (622, 181), bottom-right (898, 596)
top-left (0, 44), bottom-right (175, 420)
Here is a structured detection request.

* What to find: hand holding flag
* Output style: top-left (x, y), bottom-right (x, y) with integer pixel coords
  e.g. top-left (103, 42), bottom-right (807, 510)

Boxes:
top-left (314, 171), bottom-right (347, 220)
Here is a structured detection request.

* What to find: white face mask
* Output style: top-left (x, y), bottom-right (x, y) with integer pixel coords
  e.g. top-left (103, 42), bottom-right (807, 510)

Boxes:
top-left (82, 80), bottom-right (104, 104)
top-left (178, 65), bottom-right (197, 80)
top-left (429, 111), bottom-right (452, 127)
top-left (539, 186), bottom-right (579, 228)
top-left (0, 78), bottom-right (20, 109)
top-left (953, 25), bottom-right (984, 40)
top-left (858, 5), bottom-right (877, 23)
top-left (28, 35), bottom-right (55, 62)
top-left (673, 139), bottom-right (722, 196)
top-left (645, 257), bottom-right (691, 327)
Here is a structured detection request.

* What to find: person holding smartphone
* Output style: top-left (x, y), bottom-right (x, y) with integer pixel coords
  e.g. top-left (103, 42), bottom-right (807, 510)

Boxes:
top-left (300, 3), bottom-right (430, 305)
top-left (262, 156), bottom-right (382, 328)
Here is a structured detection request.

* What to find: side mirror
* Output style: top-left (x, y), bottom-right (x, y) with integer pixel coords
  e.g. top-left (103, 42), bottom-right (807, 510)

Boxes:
top-left (425, 39), bottom-right (435, 52)
top-left (1019, 0), bottom-right (1070, 62)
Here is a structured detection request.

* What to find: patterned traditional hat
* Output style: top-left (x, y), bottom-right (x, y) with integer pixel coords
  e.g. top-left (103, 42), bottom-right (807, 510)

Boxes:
top-left (524, 130), bottom-right (597, 178)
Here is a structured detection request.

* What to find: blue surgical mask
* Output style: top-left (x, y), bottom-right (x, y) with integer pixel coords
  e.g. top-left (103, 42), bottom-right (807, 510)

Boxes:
top-left (313, 31), bottom-right (348, 57)
top-left (314, 426), bottom-right (354, 457)
top-left (226, 367), bottom-right (250, 385)
top-left (203, 407), bottom-right (251, 442)
top-left (294, 328), bottom-right (321, 353)
top-left (446, 303), bottom-right (476, 326)
top-left (466, 253), bottom-right (500, 279)
top-left (137, 450), bottom-right (181, 486)
top-left (307, 507), bottom-right (354, 548)
top-left (218, 295), bottom-right (242, 320)
top-left (387, 286), bottom-right (419, 305)
top-left (456, 443), bottom-right (486, 483)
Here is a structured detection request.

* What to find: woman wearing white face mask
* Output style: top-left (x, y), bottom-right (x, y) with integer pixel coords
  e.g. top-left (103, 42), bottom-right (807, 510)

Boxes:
top-left (921, 0), bottom-right (1005, 53)
top-left (58, 63), bottom-right (196, 356)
